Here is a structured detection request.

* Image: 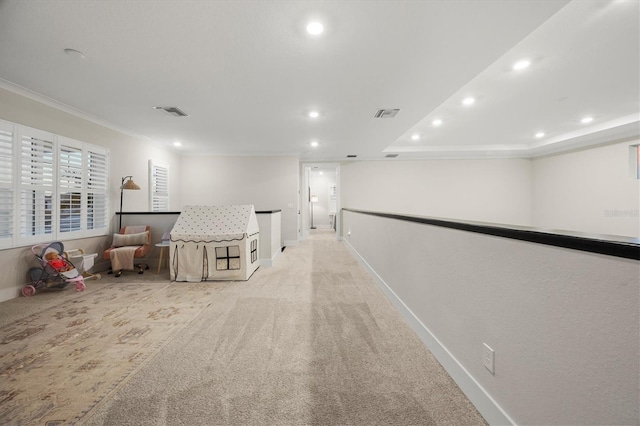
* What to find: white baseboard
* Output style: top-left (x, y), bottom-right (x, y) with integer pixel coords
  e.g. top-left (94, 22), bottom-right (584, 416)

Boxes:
top-left (315, 224), bottom-right (332, 229)
top-left (260, 248), bottom-right (281, 267)
top-left (342, 238), bottom-right (515, 426)
top-left (0, 285), bottom-right (23, 302)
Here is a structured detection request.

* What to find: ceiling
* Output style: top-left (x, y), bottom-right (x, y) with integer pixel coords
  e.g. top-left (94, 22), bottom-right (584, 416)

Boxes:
top-left (0, 0), bottom-right (638, 161)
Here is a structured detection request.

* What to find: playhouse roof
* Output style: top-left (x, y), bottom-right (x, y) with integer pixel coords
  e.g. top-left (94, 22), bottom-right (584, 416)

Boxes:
top-left (171, 205), bottom-right (259, 242)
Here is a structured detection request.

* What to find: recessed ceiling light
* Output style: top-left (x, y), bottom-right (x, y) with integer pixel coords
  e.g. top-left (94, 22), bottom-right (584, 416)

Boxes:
top-left (308, 110), bottom-right (319, 118)
top-left (411, 133), bottom-right (420, 141)
top-left (462, 97), bottom-right (475, 106)
top-left (432, 119), bottom-right (442, 127)
top-left (310, 141), bottom-right (319, 147)
top-left (512, 59), bottom-right (531, 71)
top-left (319, 171), bottom-right (324, 175)
top-left (535, 132), bottom-right (545, 138)
top-left (174, 141), bottom-right (182, 147)
top-left (581, 116), bottom-right (594, 124)
top-left (306, 21), bottom-right (324, 35)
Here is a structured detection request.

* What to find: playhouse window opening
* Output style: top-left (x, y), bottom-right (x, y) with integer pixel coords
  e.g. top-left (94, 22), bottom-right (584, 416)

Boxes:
top-left (250, 239), bottom-right (257, 263)
top-left (216, 246), bottom-right (240, 270)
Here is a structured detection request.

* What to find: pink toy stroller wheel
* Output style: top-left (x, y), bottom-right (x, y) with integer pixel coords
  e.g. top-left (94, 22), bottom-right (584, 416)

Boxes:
top-left (75, 281), bottom-right (86, 292)
top-left (22, 285), bottom-right (36, 297)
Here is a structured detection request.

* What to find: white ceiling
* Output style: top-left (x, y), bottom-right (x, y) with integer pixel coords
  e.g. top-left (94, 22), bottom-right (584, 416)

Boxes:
top-left (0, 0), bottom-right (638, 161)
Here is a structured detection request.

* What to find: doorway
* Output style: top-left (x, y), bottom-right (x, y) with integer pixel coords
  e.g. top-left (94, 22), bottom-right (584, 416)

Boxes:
top-left (301, 163), bottom-right (340, 241)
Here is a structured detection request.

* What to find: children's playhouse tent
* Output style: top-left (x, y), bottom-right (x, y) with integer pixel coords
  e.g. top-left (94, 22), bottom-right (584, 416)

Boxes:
top-left (170, 205), bottom-right (260, 282)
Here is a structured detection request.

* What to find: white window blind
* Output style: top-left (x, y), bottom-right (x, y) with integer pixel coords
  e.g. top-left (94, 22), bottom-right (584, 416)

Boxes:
top-left (19, 128), bottom-right (55, 240)
top-left (0, 123), bottom-right (13, 247)
top-left (149, 160), bottom-right (169, 212)
top-left (59, 143), bottom-right (83, 234)
top-left (87, 148), bottom-right (109, 232)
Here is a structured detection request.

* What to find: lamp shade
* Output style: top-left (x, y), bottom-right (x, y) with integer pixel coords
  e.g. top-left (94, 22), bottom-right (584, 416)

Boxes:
top-left (121, 177), bottom-right (140, 190)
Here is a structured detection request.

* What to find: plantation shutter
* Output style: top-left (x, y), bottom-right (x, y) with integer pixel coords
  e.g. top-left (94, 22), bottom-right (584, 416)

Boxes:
top-left (87, 148), bottom-right (108, 232)
top-left (19, 127), bottom-right (55, 240)
top-left (150, 160), bottom-right (169, 212)
top-left (0, 122), bottom-right (14, 247)
top-left (58, 139), bottom-right (83, 235)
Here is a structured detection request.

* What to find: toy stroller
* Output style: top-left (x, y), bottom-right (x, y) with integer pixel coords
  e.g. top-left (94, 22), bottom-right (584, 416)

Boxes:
top-left (24, 242), bottom-right (87, 297)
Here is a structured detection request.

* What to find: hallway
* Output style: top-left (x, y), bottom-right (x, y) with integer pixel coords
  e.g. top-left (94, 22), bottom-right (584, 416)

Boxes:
top-left (86, 230), bottom-right (485, 424)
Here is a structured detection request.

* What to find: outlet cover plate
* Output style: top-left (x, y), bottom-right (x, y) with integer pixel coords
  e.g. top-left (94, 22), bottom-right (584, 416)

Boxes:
top-left (483, 343), bottom-right (495, 374)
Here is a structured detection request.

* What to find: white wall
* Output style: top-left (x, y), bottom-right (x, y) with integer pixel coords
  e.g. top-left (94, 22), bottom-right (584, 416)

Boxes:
top-left (0, 87), bottom-right (182, 300)
top-left (180, 155), bottom-right (299, 245)
top-left (343, 210), bottom-right (639, 425)
top-left (341, 159), bottom-right (533, 227)
top-left (533, 140), bottom-right (640, 238)
top-left (0, 88), bottom-right (182, 216)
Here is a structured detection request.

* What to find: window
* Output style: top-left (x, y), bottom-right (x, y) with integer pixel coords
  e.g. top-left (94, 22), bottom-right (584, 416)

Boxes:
top-left (0, 120), bottom-right (110, 249)
top-left (250, 239), bottom-right (257, 263)
top-left (19, 127), bottom-right (54, 241)
top-left (0, 122), bottom-right (13, 248)
top-left (216, 246), bottom-right (240, 270)
top-left (149, 160), bottom-right (169, 212)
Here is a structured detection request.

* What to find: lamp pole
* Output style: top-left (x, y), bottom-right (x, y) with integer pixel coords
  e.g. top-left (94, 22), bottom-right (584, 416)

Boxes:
top-left (119, 176), bottom-right (140, 230)
top-left (119, 176), bottom-right (128, 231)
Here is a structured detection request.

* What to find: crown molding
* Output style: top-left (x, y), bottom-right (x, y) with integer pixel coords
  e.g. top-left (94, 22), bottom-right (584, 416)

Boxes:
top-left (0, 78), bottom-right (158, 145)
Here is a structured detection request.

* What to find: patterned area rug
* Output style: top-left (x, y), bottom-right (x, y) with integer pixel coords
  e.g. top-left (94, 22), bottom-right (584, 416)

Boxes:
top-left (0, 278), bottom-right (228, 425)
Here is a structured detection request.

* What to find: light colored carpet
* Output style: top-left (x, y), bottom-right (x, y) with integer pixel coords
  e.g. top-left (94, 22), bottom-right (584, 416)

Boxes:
top-left (1, 230), bottom-right (487, 425)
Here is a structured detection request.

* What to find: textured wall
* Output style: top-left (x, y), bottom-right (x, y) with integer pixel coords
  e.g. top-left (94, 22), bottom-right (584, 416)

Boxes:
top-left (341, 159), bottom-right (533, 227)
top-left (533, 140), bottom-right (640, 238)
top-left (343, 210), bottom-right (639, 425)
top-left (180, 156), bottom-right (299, 245)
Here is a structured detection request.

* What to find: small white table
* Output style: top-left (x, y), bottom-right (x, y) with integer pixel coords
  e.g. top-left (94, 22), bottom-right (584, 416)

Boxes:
top-left (155, 242), bottom-right (170, 273)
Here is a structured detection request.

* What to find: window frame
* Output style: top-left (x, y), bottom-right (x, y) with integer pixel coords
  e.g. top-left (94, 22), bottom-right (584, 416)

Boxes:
top-left (215, 245), bottom-right (241, 270)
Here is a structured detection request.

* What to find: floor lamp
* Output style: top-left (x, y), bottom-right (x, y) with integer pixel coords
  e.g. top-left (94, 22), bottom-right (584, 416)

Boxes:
top-left (119, 176), bottom-right (141, 230)
top-left (310, 195), bottom-right (318, 229)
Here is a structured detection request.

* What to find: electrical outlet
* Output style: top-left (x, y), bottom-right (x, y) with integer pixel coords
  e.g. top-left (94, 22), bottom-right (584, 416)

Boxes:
top-left (483, 343), bottom-right (495, 374)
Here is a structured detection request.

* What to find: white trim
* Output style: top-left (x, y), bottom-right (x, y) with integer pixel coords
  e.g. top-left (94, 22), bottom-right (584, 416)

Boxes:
top-left (259, 248), bottom-right (280, 267)
top-left (342, 237), bottom-right (516, 426)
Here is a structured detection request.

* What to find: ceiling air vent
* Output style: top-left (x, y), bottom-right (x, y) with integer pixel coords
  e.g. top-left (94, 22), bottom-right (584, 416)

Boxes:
top-left (374, 108), bottom-right (400, 118)
top-left (385, 154), bottom-right (398, 158)
top-left (153, 106), bottom-right (189, 117)
top-left (346, 154), bottom-right (358, 158)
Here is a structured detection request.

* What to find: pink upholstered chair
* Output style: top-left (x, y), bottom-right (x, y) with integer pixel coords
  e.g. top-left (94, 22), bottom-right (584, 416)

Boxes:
top-left (103, 226), bottom-right (151, 277)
